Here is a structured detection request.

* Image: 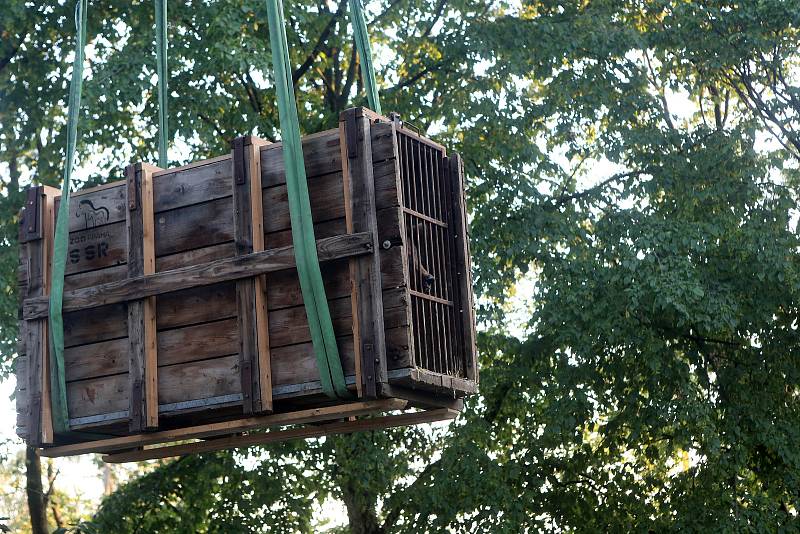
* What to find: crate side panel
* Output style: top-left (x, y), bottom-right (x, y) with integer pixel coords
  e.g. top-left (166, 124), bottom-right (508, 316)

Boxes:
top-left (65, 354), bottom-right (244, 420)
top-left (260, 129), bottom-right (343, 188)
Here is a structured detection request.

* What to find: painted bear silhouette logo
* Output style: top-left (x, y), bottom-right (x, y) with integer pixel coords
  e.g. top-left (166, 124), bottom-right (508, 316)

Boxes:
top-left (75, 199), bottom-right (110, 229)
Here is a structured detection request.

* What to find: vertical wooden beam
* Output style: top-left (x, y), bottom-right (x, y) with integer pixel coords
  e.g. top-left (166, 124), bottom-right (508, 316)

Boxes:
top-left (340, 108), bottom-right (387, 399)
top-left (20, 186), bottom-right (58, 445)
top-left (127, 163), bottom-right (161, 432)
top-left (232, 136), bottom-right (272, 414)
top-left (447, 154), bottom-right (478, 382)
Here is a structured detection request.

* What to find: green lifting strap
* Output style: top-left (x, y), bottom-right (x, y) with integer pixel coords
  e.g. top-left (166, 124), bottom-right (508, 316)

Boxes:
top-left (348, 0), bottom-right (382, 114)
top-left (154, 0), bottom-right (169, 167)
top-left (265, 0), bottom-right (351, 399)
top-left (49, 0), bottom-right (88, 434)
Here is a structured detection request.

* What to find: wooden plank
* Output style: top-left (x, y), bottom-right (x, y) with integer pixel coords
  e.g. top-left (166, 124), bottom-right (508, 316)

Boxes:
top-left (57, 292), bottom-right (407, 386)
top-left (64, 319), bottom-right (238, 383)
top-left (102, 408), bottom-right (458, 463)
top-left (157, 282), bottom-right (237, 330)
top-left (341, 107), bottom-right (388, 399)
top-left (265, 217), bottom-right (346, 250)
top-left (159, 354), bottom-right (241, 406)
top-left (233, 137), bottom-right (256, 414)
top-left (232, 136), bottom-right (272, 414)
top-left (249, 138), bottom-right (273, 415)
top-left (155, 197), bottom-right (233, 257)
top-left (269, 296), bottom-right (353, 348)
top-left (340, 119), bottom-right (362, 397)
top-left (63, 221), bottom-right (127, 276)
top-left (41, 399), bottom-right (406, 457)
top-left (266, 260), bottom-right (350, 310)
top-left (259, 130), bottom-right (342, 188)
top-left (56, 183), bottom-right (126, 233)
top-left (41, 186), bottom-right (57, 443)
top-left (153, 157), bottom-right (233, 210)
top-left (15, 347), bottom-right (28, 439)
top-left (261, 172), bottom-right (345, 233)
top-left (22, 186), bottom-right (58, 445)
top-left (23, 233), bottom-right (374, 319)
top-left (447, 154), bottom-right (478, 382)
top-left (126, 163), bottom-right (160, 431)
top-left (142, 163), bottom-right (159, 432)
top-left (271, 336), bottom-right (356, 387)
top-left (64, 303), bottom-right (129, 347)
top-left (66, 354), bottom-right (243, 420)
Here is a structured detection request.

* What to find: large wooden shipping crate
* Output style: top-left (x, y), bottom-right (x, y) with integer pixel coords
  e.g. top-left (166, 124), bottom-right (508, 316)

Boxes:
top-left (16, 108), bottom-right (477, 457)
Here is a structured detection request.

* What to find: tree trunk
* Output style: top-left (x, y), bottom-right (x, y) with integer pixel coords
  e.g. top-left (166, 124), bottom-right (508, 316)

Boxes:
top-left (333, 437), bottom-right (385, 534)
top-left (25, 446), bottom-right (49, 534)
top-left (340, 477), bottom-right (384, 534)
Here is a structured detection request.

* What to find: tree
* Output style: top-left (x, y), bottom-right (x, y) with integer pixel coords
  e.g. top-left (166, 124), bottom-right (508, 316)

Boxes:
top-left (3, 0), bottom-right (800, 532)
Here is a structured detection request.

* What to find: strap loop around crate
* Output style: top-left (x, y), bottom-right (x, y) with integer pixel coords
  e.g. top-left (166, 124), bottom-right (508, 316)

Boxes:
top-left (348, 0), bottom-right (382, 114)
top-left (48, 0), bottom-right (88, 435)
top-left (154, 0), bottom-right (169, 167)
top-left (265, 0), bottom-right (352, 399)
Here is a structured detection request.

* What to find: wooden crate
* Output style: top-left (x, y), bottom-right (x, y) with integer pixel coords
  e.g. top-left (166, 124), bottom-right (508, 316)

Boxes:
top-left (15, 108), bottom-right (477, 455)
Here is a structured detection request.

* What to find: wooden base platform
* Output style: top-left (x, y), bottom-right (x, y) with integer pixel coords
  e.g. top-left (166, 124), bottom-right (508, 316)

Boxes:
top-left (38, 398), bottom-right (458, 463)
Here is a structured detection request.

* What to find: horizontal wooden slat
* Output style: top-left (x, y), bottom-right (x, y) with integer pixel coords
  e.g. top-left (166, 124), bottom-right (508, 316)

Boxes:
top-left (271, 337), bottom-right (356, 386)
top-left (269, 297), bottom-right (353, 348)
top-left (260, 130), bottom-right (342, 188)
top-left (59, 185), bottom-right (127, 233)
top-left (41, 399), bottom-right (408, 457)
top-left (24, 233), bottom-right (373, 319)
top-left (262, 172), bottom-right (345, 234)
top-left (64, 303), bottom-right (128, 348)
top-left (63, 242), bottom-right (237, 292)
top-left (64, 318), bottom-right (240, 382)
top-left (265, 218), bottom-right (347, 250)
top-left (156, 282), bottom-right (236, 330)
top-left (66, 354), bottom-right (243, 419)
top-left (155, 197), bottom-right (233, 257)
top-left (153, 157), bottom-right (233, 212)
top-left (101, 408), bottom-right (458, 463)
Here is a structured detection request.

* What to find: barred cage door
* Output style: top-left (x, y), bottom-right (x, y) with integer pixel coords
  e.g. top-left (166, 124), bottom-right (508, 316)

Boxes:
top-left (396, 128), bottom-right (468, 379)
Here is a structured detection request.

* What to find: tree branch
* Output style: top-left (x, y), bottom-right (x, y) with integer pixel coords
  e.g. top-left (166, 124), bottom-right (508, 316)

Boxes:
top-left (0, 32), bottom-right (27, 73)
top-left (292, 0), bottom-right (348, 86)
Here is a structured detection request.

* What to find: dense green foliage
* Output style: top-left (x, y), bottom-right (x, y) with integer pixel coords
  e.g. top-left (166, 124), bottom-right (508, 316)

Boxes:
top-left (3, 0), bottom-right (800, 532)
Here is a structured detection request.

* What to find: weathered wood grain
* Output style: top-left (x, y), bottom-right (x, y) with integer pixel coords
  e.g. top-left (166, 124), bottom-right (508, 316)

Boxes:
top-left (262, 172), bottom-right (345, 233)
top-left (260, 130), bottom-right (342, 188)
top-left (269, 296), bottom-right (353, 348)
top-left (23, 233), bottom-right (373, 319)
top-left (41, 399), bottom-right (407, 457)
top-left (233, 136), bottom-right (272, 414)
top-left (66, 354), bottom-right (243, 420)
top-left (57, 291), bottom-right (408, 387)
top-left (153, 157), bottom-right (233, 212)
top-left (341, 108), bottom-right (387, 398)
top-left (126, 163), bottom-right (160, 431)
top-left (101, 408), bottom-right (458, 463)
top-left (448, 154), bottom-right (478, 382)
top-left (157, 282), bottom-right (237, 330)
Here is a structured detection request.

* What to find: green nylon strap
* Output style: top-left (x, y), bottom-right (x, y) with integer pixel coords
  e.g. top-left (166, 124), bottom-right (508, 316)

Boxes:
top-left (265, 0), bottom-right (350, 399)
top-left (154, 0), bottom-right (169, 167)
top-left (348, 0), bottom-right (381, 114)
top-left (49, 0), bottom-right (88, 434)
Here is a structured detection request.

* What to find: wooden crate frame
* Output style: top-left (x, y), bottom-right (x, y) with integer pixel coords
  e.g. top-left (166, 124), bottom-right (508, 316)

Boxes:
top-left (16, 108), bottom-right (477, 454)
